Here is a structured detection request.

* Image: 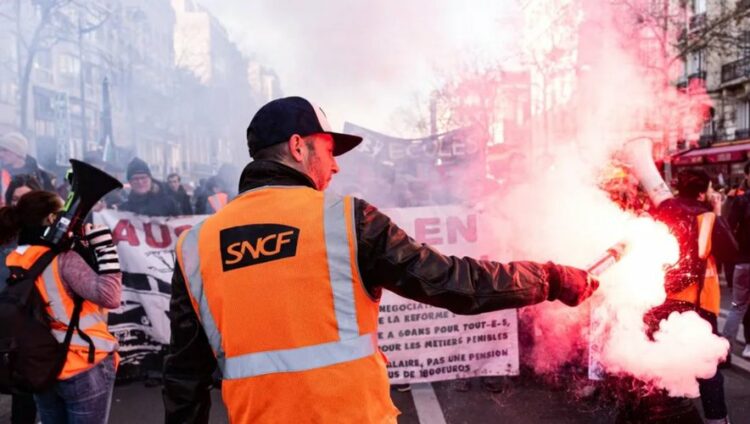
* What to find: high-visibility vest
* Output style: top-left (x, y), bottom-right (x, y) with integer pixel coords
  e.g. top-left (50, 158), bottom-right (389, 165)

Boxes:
top-left (208, 192), bottom-right (228, 213)
top-left (668, 212), bottom-right (720, 315)
top-left (176, 186), bottom-right (398, 424)
top-left (6, 245), bottom-right (118, 380)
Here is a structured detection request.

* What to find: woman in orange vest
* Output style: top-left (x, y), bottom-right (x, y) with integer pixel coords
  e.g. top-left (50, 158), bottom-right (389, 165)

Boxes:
top-left (0, 190), bottom-right (122, 424)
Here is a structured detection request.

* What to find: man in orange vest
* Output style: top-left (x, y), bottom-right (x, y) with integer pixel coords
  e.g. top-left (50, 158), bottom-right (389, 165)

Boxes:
top-left (639, 169), bottom-right (738, 424)
top-left (162, 96), bottom-right (599, 423)
top-left (205, 177), bottom-right (229, 214)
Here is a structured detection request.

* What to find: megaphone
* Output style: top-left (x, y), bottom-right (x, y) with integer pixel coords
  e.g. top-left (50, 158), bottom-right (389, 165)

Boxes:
top-left (623, 137), bottom-right (673, 207)
top-left (42, 159), bottom-right (123, 250)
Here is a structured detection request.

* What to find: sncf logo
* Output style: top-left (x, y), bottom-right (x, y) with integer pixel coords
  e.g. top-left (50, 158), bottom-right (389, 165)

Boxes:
top-left (220, 224), bottom-right (300, 271)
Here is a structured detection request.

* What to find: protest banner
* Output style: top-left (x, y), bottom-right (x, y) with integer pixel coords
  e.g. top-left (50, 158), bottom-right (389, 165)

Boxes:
top-left (94, 203), bottom-right (519, 382)
top-left (381, 205), bottom-right (519, 383)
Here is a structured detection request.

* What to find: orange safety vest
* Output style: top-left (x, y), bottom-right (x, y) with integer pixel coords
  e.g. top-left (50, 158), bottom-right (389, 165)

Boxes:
top-left (208, 192), bottom-right (229, 213)
top-left (176, 186), bottom-right (398, 424)
top-left (668, 212), bottom-right (720, 315)
top-left (6, 245), bottom-right (119, 380)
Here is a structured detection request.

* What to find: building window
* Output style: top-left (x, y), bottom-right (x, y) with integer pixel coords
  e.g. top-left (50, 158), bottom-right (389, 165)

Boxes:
top-left (58, 54), bottom-right (80, 77)
top-left (686, 49), bottom-right (705, 77)
top-left (693, 0), bottom-right (706, 14)
top-left (742, 31), bottom-right (750, 58)
top-left (737, 101), bottom-right (750, 131)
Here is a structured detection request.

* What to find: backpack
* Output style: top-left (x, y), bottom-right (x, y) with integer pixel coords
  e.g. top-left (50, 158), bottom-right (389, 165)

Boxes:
top-left (0, 249), bottom-right (85, 394)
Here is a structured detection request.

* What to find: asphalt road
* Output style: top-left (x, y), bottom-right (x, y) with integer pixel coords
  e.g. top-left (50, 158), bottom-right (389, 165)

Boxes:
top-left (2, 286), bottom-right (749, 423)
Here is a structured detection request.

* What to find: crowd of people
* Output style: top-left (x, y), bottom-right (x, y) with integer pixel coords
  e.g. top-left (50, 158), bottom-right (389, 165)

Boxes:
top-left (0, 132), bottom-right (239, 220)
top-left (2, 95), bottom-right (750, 424)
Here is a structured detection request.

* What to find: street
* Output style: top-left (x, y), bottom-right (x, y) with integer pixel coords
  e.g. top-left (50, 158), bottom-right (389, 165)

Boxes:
top-left (3, 285), bottom-right (750, 423)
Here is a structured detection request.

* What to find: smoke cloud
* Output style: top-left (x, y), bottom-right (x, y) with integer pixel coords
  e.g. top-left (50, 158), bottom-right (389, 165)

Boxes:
top-left (207, 0), bottom-right (726, 398)
top-left (201, 0), bottom-right (521, 132)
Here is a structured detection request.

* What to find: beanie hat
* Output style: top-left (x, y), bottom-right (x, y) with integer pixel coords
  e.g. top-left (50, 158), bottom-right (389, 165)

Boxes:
top-left (127, 157), bottom-right (152, 180)
top-left (0, 132), bottom-right (29, 159)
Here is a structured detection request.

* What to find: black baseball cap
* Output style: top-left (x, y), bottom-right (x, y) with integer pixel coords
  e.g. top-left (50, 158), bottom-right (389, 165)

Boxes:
top-left (246, 96), bottom-right (362, 157)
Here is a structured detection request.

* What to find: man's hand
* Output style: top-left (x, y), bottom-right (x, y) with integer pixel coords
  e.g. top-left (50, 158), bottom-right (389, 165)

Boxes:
top-left (546, 263), bottom-right (599, 306)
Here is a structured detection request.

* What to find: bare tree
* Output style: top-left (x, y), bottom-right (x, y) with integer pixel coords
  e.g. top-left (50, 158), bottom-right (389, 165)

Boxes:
top-left (3, 0), bottom-right (109, 136)
top-left (604, 0), bottom-right (750, 153)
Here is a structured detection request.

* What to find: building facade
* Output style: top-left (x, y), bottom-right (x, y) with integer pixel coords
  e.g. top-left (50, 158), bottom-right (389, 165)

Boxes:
top-left (0, 0), bottom-right (279, 184)
top-left (671, 0), bottom-right (750, 186)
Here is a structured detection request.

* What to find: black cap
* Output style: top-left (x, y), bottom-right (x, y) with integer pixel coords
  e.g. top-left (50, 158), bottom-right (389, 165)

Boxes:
top-left (246, 96), bottom-right (362, 157)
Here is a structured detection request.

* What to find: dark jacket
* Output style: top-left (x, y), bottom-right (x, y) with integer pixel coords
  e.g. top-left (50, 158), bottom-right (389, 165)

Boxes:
top-left (163, 160), bottom-right (562, 423)
top-left (120, 180), bottom-right (180, 217)
top-left (168, 185), bottom-right (193, 215)
top-left (724, 185), bottom-right (750, 263)
top-left (652, 196), bottom-right (738, 295)
top-left (6, 155), bottom-right (56, 191)
top-left (646, 196), bottom-right (737, 335)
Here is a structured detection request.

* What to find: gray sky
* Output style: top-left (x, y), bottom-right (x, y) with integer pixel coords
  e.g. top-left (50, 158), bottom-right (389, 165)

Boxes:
top-left (200, 0), bottom-right (521, 135)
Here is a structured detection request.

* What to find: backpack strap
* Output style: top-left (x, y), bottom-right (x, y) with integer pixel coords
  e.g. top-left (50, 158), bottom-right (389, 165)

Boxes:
top-left (63, 297), bottom-right (96, 363)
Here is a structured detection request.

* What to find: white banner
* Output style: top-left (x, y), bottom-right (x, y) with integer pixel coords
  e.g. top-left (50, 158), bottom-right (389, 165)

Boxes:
top-left (94, 204), bottom-right (519, 381)
top-left (381, 205), bottom-right (519, 383)
top-left (93, 210), bottom-right (203, 371)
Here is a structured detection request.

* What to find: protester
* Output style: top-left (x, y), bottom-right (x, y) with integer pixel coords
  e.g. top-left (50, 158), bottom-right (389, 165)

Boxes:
top-left (0, 177), bottom-right (44, 424)
top-left (205, 177), bottom-right (229, 213)
top-left (0, 190), bottom-right (122, 424)
top-left (162, 96), bottom-right (599, 423)
top-left (4, 174), bottom-right (42, 210)
top-left (0, 132), bottom-right (55, 201)
top-left (630, 169), bottom-right (738, 424)
top-left (192, 178), bottom-right (210, 215)
top-left (119, 158), bottom-right (180, 217)
top-left (166, 173), bottom-right (193, 215)
top-left (723, 162), bottom-right (750, 360)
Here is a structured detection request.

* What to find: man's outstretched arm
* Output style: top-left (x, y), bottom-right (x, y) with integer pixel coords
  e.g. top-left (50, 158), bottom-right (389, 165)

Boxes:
top-left (355, 199), bottom-right (595, 313)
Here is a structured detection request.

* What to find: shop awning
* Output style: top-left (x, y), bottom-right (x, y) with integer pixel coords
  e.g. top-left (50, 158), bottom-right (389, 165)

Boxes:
top-left (672, 142), bottom-right (750, 165)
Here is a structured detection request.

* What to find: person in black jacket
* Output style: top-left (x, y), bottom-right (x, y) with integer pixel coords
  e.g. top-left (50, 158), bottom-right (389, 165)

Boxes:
top-left (162, 96), bottom-right (599, 423)
top-left (0, 132), bottom-right (56, 199)
top-left (621, 169), bottom-right (737, 424)
top-left (166, 173), bottom-right (193, 215)
top-left (722, 162), bottom-right (750, 360)
top-left (120, 158), bottom-right (180, 217)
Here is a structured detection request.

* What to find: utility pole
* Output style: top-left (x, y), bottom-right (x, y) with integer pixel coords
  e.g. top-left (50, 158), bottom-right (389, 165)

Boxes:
top-left (78, 12), bottom-right (87, 157)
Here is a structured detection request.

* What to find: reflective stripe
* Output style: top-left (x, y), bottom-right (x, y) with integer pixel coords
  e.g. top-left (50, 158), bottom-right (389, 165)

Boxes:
top-left (184, 192), bottom-right (372, 380)
top-left (42, 261), bottom-right (68, 323)
top-left (79, 313), bottom-right (105, 330)
top-left (179, 221), bottom-right (226, 371)
top-left (323, 194), bottom-right (359, 340)
top-left (38, 257), bottom-right (112, 353)
top-left (52, 330), bottom-right (117, 352)
top-left (224, 333), bottom-right (377, 380)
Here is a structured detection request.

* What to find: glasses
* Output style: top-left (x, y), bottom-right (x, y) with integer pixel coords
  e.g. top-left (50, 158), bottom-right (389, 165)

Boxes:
top-left (130, 175), bottom-right (150, 183)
